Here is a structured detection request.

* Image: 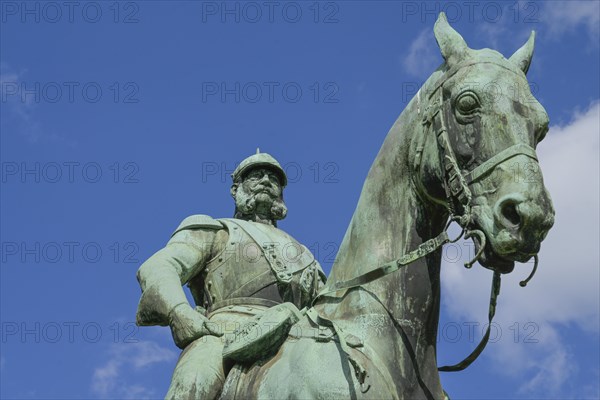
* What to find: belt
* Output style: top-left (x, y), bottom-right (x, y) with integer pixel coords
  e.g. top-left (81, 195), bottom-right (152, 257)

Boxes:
top-left (208, 297), bottom-right (281, 314)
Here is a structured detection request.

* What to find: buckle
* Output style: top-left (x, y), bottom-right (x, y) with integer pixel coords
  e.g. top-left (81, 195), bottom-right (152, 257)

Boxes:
top-left (315, 327), bottom-right (332, 343)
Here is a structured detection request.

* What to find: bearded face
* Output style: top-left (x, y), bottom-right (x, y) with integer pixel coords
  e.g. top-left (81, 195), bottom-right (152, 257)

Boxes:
top-left (232, 168), bottom-right (287, 223)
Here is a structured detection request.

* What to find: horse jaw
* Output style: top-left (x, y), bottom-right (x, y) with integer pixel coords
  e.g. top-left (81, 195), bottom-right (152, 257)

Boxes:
top-left (472, 233), bottom-right (516, 274)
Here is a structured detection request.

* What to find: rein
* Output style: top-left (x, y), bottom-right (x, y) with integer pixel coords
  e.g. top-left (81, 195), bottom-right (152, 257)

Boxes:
top-left (309, 59), bottom-right (543, 388)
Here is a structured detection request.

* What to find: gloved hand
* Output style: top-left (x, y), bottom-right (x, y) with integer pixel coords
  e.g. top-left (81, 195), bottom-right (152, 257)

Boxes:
top-left (168, 303), bottom-right (223, 349)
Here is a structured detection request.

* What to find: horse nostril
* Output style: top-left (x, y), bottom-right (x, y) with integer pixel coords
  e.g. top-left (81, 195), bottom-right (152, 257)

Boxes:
top-left (500, 200), bottom-right (521, 228)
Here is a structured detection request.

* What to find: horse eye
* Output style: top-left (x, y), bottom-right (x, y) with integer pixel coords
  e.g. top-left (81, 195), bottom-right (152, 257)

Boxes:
top-left (456, 92), bottom-right (480, 114)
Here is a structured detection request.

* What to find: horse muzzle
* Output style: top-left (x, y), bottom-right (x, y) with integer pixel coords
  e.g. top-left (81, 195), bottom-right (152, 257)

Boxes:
top-left (475, 190), bottom-right (554, 271)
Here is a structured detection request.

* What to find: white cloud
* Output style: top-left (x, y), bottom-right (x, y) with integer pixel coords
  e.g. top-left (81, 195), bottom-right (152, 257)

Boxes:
top-left (542, 1), bottom-right (600, 43)
top-left (441, 101), bottom-right (600, 397)
top-left (0, 63), bottom-right (72, 145)
top-left (91, 340), bottom-right (177, 399)
top-left (471, 2), bottom-right (527, 51)
top-left (401, 29), bottom-right (440, 79)
top-left (518, 343), bottom-right (577, 395)
top-left (0, 64), bottom-right (41, 143)
top-left (471, 1), bottom-right (599, 49)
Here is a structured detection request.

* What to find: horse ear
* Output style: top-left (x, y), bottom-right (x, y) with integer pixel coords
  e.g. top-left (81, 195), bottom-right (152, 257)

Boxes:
top-left (434, 12), bottom-right (468, 66)
top-left (509, 31), bottom-right (535, 74)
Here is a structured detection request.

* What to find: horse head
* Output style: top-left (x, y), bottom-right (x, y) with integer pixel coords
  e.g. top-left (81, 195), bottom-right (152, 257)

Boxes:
top-left (416, 13), bottom-right (555, 274)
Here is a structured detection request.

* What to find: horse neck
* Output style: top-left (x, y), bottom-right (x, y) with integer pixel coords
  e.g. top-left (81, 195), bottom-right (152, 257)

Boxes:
top-left (330, 97), bottom-right (446, 279)
top-left (329, 93), bottom-right (448, 341)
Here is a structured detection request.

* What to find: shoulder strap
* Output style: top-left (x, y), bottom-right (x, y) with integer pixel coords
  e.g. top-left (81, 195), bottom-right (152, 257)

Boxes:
top-left (223, 218), bottom-right (295, 284)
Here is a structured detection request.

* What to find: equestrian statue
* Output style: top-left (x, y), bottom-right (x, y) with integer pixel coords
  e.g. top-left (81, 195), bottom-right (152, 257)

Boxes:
top-left (135, 13), bottom-right (555, 399)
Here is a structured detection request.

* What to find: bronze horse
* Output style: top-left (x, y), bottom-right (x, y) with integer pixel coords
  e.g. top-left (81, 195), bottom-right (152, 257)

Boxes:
top-left (220, 13), bottom-right (555, 399)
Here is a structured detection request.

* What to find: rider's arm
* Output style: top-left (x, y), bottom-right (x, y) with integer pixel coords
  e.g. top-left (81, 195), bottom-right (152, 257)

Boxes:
top-left (135, 216), bottom-right (224, 326)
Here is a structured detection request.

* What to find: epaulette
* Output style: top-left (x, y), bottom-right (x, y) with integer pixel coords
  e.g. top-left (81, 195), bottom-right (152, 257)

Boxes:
top-left (171, 214), bottom-right (223, 237)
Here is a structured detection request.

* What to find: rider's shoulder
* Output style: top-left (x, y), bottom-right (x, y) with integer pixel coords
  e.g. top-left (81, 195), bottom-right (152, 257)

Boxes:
top-left (171, 214), bottom-right (224, 237)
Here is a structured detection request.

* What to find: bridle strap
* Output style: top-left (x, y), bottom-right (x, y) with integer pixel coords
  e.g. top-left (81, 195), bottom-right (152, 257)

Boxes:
top-left (464, 143), bottom-right (538, 185)
top-left (438, 271), bottom-right (502, 371)
top-left (418, 80), bottom-right (540, 218)
top-left (427, 59), bottom-right (526, 102)
top-left (313, 231), bottom-right (451, 299)
top-left (307, 230), bottom-right (451, 393)
top-left (438, 272), bottom-right (500, 372)
top-left (431, 92), bottom-right (472, 215)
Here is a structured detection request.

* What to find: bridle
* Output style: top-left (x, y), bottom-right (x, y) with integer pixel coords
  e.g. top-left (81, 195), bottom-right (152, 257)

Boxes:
top-left (414, 58), bottom-right (540, 270)
top-left (414, 59), bottom-right (541, 371)
top-left (309, 59), bottom-right (543, 391)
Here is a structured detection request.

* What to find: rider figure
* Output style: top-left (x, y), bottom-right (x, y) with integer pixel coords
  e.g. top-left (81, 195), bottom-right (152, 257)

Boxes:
top-left (135, 151), bottom-right (326, 399)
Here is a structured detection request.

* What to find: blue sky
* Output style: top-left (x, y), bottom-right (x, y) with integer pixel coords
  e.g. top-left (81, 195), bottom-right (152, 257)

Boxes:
top-left (1, 1), bottom-right (598, 399)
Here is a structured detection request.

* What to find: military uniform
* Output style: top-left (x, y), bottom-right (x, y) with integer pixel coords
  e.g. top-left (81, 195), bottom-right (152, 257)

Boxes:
top-left (136, 214), bottom-right (326, 399)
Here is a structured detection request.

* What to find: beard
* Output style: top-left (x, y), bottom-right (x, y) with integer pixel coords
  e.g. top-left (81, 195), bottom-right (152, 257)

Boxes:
top-left (234, 185), bottom-right (287, 222)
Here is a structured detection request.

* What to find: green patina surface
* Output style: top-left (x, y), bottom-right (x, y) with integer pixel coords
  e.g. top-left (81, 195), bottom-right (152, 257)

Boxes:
top-left (135, 13), bottom-right (554, 399)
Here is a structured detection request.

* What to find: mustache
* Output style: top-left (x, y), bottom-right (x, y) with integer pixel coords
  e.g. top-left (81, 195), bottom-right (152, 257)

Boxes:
top-left (234, 185), bottom-right (287, 221)
top-left (251, 185), bottom-right (277, 197)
